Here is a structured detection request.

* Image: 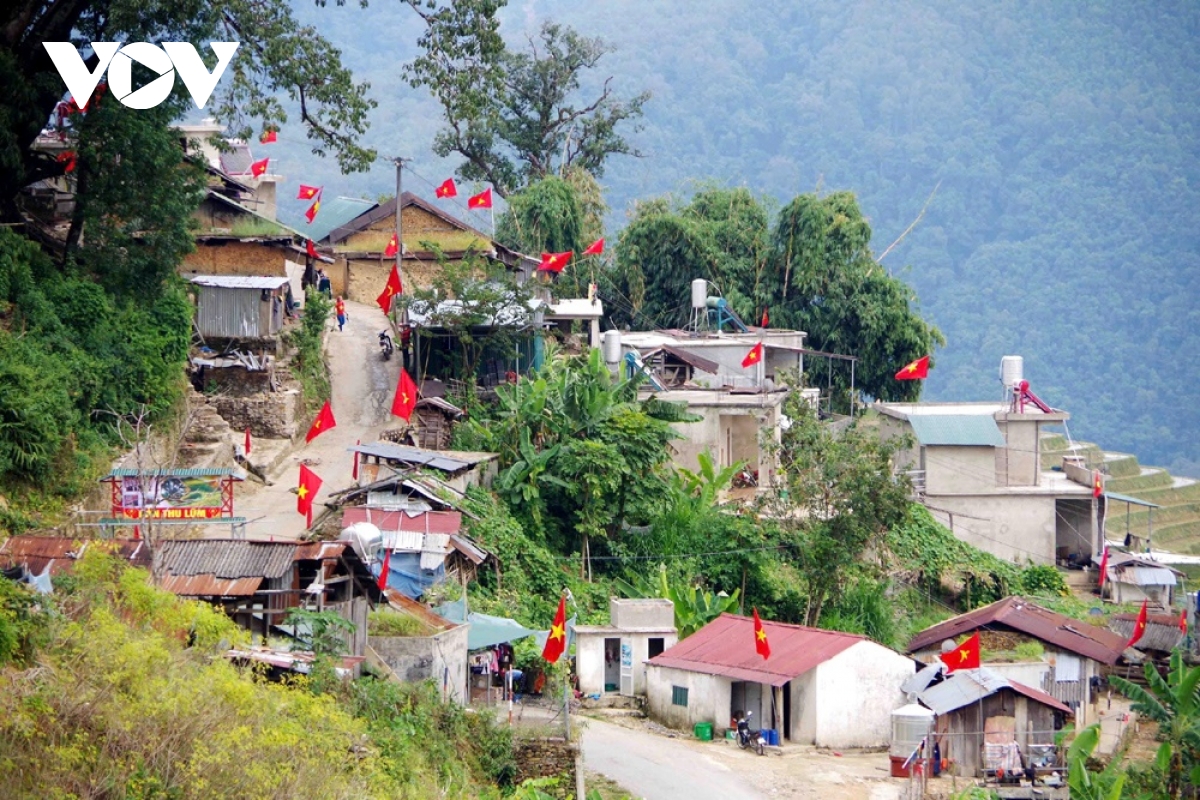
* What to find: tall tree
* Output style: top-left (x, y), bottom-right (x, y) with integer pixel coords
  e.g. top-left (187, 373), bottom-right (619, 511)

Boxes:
top-left (409, 12), bottom-right (649, 197)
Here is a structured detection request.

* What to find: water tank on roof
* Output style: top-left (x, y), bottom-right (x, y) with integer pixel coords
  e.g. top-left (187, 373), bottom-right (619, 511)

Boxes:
top-left (1000, 355), bottom-right (1024, 388)
top-left (339, 522), bottom-right (382, 564)
top-left (691, 279), bottom-right (708, 310)
top-left (602, 330), bottom-right (622, 365)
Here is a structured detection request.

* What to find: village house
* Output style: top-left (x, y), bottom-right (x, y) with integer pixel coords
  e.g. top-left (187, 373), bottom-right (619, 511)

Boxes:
top-left (907, 597), bottom-right (1127, 728)
top-left (1100, 550), bottom-right (1183, 607)
top-left (349, 442), bottom-right (499, 494)
top-left (904, 664), bottom-right (1073, 778)
top-left (573, 598), bottom-right (678, 697)
top-left (1108, 611), bottom-right (1185, 656)
top-left (646, 613), bottom-right (916, 748)
top-left (0, 535), bottom-right (150, 585)
top-left (877, 362), bottom-right (1101, 566)
top-left (367, 589), bottom-right (471, 704)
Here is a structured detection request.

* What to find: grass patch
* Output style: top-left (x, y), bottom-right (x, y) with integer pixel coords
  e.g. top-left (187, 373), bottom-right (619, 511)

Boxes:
top-left (283, 289), bottom-right (332, 413)
top-left (585, 770), bottom-right (635, 800)
top-left (368, 609), bottom-right (434, 637)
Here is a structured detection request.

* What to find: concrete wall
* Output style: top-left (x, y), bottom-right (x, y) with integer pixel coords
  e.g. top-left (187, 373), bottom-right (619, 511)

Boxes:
top-left (994, 416), bottom-right (1043, 487)
top-left (576, 627), bottom-right (677, 696)
top-left (808, 641), bottom-right (914, 748)
top-left (790, 668), bottom-right (820, 744)
top-left (611, 598), bottom-right (674, 629)
top-left (1056, 498), bottom-right (1095, 560)
top-left (924, 445), bottom-right (998, 494)
top-left (370, 622), bottom-right (469, 704)
top-left (646, 664), bottom-right (729, 733)
top-left (668, 403), bottom-right (780, 486)
top-left (924, 494), bottom-right (1058, 564)
top-left (575, 632), bottom-right (609, 696)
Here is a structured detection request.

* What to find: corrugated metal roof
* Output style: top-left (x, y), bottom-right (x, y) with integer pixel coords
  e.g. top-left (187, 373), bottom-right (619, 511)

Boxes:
top-left (1117, 565), bottom-right (1178, 586)
top-left (908, 415), bottom-right (1006, 447)
top-left (101, 468), bottom-right (243, 479)
top-left (1109, 613), bottom-right (1185, 652)
top-left (450, 534), bottom-right (489, 564)
top-left (907, 597), bottom-right (1126, 665)
top-left (158, 540), bottom-right (297, 579)
top-left (350, 443), bottom-right (491, 472)
top-left (383, 588), bottom-right (456, 631)
top-left (918, 667), bottom-right (1072, 715)
top-left (305, 196), bottom-right (377, 243)
top-left (341, 507), bottom-right (463, 535)
top-left (189, 275), bottom-right (291, 290)
top-left (160, 574), bottom-right (263, 597)
top-left (648, 613), bottom-right (868, 687)
top-left (0, 536), bottom-right (150, 576)
top-left (1105, 491), bottom-right (1161, 509)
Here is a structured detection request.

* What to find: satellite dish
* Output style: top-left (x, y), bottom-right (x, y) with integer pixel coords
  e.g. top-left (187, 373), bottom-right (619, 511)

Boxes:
top-left (940, 639), bottom-right (958, 654)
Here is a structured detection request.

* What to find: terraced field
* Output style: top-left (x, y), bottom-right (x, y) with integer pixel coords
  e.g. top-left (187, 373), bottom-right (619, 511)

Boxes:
top-left (1041, 434), bottom-right (1200, 553)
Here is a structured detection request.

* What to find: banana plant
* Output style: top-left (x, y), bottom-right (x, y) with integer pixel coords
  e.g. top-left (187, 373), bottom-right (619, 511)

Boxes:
top-left (496, 428), bottom-right (568, 533)
top-left (1066, 724), bottom-right (1127, 800)
top-left (616, 563), bottom-right (740, 637)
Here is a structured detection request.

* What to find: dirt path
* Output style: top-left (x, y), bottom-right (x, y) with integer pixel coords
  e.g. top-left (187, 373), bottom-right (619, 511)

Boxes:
top-left (236, 299), bottom-right (399, 540)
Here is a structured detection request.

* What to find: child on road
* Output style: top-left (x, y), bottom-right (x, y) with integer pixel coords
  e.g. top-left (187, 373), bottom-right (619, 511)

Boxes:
top-left (335, 296), bottom-right (346, 331)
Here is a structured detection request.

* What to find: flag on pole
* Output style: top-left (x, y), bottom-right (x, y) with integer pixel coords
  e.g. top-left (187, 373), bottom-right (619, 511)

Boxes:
top-left (352, 439), bottom-right (360, 481)
top-left (1098, 545), bottom-right (1109, 588)
top-left (537, 251), bottom-right (573, 273)
top-left (244, 427), bottom-right (251, 456)
top-left (259, 130), bottom-right (277, 144)
top-left (1180, 607), bottom-right (1188, 636)
top-left (761, 308), bottom-right (769, 328)
top-left (297, 464), bottom-right (322, 518)
top-left (1126, 599), bottom-right (1148, 648)
top-left (297, 184), bottom-right (321, 200)
top-left (938, 632), bottom-right (981, 673)
top-left (250, 157), bottom-right (269, 177)
top-left (583, 238), bottom-right (605, 256)
top-left (376, 265), bottom-right (404, 314)
top-left (435, 178), bottom-right (457, 198)
top-left (542, 595), bottom-right (568, 663)
top-left (384, 232), bottom-right (399, 258)
top-left (741, 342), bottom-right (763, 368)
top-left (752, 608), bottom-right (770, 660)
top-left (56, 150), bottom-right (77, 173)
top-left (305, 195), bottom-right (321, 223)
top-left (306, 239), bottom-right (320, 259)
top-left (1093, 470), bottom-right (1104, 498)
top-left (392, 369), bottom-right (418, 421)
top-left (895, 355), bottom-right (930, 380)
top-left (468, 188), bottom-right (493, 209)
top-left (305, 400), bottom-right (336, 443)
top-left (377, 550), bottom-right (391, 591)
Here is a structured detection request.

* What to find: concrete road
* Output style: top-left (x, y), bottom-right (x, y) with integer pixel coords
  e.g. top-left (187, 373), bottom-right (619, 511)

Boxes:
top-left (235, 298), bottom-right (399, 540)
top-left (581, 717), bottom-right (764, 800)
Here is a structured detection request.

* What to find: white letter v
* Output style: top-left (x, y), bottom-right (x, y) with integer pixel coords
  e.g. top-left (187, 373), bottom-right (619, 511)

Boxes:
top-left (43, 42), bottom-right (121, 108)
top-left (163, 42), bottom-right (239, 109)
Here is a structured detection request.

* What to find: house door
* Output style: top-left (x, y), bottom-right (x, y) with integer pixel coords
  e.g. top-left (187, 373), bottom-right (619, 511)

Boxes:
top-left (619, 638), bottom-right (634, 696)
top-left (782, 681), bottom-right (792, 740)
top-left (603, 637), bottom-right (620, 692)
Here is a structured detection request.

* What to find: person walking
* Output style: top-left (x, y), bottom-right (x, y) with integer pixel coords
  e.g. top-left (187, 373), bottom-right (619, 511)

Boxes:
top-left (334, 295), bottom-right (346, 331)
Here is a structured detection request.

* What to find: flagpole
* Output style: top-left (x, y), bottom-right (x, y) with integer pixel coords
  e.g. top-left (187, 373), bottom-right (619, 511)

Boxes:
top-left (394, 157), bottom-right (406, 329)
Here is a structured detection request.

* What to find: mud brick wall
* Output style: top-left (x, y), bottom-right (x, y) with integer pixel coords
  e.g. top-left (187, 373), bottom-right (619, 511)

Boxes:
top-left (182, 240), bottom-right (288, 277)
top-left (513, 738), bottom-right (578, 797)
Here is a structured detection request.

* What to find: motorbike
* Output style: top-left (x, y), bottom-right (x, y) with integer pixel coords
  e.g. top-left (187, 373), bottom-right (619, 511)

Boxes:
top-left (378, 330), bottom-right (394, 361)
top-left (736, 711), bottom-right (766, 755)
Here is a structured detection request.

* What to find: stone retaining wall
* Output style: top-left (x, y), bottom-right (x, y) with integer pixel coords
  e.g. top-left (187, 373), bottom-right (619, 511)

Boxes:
top-left (513, 738), bottom-right (578, 798)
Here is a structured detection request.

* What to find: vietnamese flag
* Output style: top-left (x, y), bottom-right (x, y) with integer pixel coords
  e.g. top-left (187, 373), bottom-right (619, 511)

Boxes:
top-left (384, 232), bottom-right (399, 258)
top-left (753, 608), bottom-right (770, 660)
top-left (297, 463), bottom-right (322, 519)
top-left (468, 187), bottom-right (492, 209)
top-left (392, 368), bottom-right (418, 421)
top-left (542, 595), bottom-right (568, 663)
top-left (352, 438), bottom-right (360, 480)
top-left (56, 150), bottom-right (77, 173)
top-left (377, 550), bottom-right (391, 591)
top-left (1093, 470), bottom-right (1104, 498)
top-left (259, 130), bottom-right (277, 144)
top-left (583, 238), bottom-right (605, 256)
top-left (435, 178), bottom-right (457, 198)
top-left (895, 355), bottom-right (930, 380)
top-left (297, 184), bottom-right (321, 200)
top-left (1180, 607), bottom-right (1188, 636)
top-left (250, 157), bottom-right (269, 177)
top-left (306, 239), bottom-right (320, 259)
top-left (305, 196), bottom-right (321, 224)
top-left (244, 427), bottom-right (251, 456)
top-left (939, 632), bottom-right (981, 673)
top-left (1098, 545), bottom-right (1109, 589)
top-left (761, 308), bottom-right (769, 328)
top-left (741, 342), bottom-right (763, 368)
top-left (1127, 599), bottom-right (1148, 649)
top-left (537, 251), bottom-right (573, 273)
top-left (305, 400), bottom-right (336, 443)
top-left (376, 265), bottom-right (404, 314)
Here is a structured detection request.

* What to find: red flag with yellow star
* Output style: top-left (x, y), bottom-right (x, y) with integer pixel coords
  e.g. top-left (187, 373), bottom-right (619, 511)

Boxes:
top-left (583, 238), bottom-right (604, 256)
top-left (259, 130), bottom-right (277, 144)
top-left (1093, 470), bottom-right (1104, 498)
top-left (741, 342), bottom-right (763, 368)
top-left (250, 157), bottom-right (269, 177)
top-left (542, 595), bottom-right (567, 663)
top-left (305, 400), bottom-right (336, 443)
top-left (1127, 599), bottom-right (1148, 649)
top-left (304, 195), bottom-right (321, 224)
top-left (297, 184), bottom-right (321, 200)
top-left (435, 178), bottom-right (457, 198)
top-left (895, 355), bottom-right (930, 380)
top-left (938, 632), bottom-right (981, 673)
top-left (537, 251), bottom-right (573, 273)
top-left (297, 463), bottom-right (322, 518)
top-left (468, 187), bottom-right (492, 209)
top-left (384, 232), bottom-right (399, 258)
top-left (753, 608), bottom-right (770, 659)
top-left (376, 265), bottom-right (404, 314)
top-left (1180, 607), bottom-right (1188, 636)
top-left (392, 368), bottom-right (418, 421)
top-left (377, 550), bottom-right (391, 591)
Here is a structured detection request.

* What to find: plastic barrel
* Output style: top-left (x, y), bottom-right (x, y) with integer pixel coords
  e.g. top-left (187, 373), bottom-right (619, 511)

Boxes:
top-left (765, 729), bottom-right (779, 746)
top-left (693, 722), bottom-right (713, 741)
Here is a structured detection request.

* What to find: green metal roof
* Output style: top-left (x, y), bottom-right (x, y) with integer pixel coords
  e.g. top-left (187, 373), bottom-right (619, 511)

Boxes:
top-left (300, 196), bottom-right (377, 243)
top-left (908, 414), bottom-right (1006, 447)
top-left (100, 468), bottom-right (244, 479)
top-left (1104, 491), bottom-right (1161, 509)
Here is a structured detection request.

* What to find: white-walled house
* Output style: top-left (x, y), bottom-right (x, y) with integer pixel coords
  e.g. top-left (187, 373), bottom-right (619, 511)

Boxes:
top-left (574, 598), bottom-right (678, 697)
top-left (646, 613), bottom-right (916, 748)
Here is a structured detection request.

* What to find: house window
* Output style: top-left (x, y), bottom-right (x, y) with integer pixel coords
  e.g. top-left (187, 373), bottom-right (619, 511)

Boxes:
top-left (649, 637), bottom-right (665, 659)
top-left (672, 685), bottom-right (689, 707)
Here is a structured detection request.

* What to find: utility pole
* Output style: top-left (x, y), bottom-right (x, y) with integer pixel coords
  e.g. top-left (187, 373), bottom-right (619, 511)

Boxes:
top-left (393, 157), bottom-right (406, 297)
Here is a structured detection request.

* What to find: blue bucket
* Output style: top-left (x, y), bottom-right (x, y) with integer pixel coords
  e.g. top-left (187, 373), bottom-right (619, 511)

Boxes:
top-left (764, 729), bottom-right (779, 746)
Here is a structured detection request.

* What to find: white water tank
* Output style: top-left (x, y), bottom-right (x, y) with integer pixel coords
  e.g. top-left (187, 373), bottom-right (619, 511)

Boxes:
top-left (1000, 355), bottom-right (1024, 387)
top-left (602, 329), bottom-right (622, 364)
top-left (691, 279), bottom-right (708, 310)
top-left (339, 522), bottom-right (382, 564)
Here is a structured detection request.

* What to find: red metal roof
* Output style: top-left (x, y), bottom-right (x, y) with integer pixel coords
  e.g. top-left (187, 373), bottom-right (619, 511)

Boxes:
top-left (648, 613), bottom-right (869, 687)
top-left (0, 535), bottom-right (149, 576)
top-left (907, 597), bottom-right (1126, 665)
top-left (160, 574), bottom-right (263, 597)
top-left (340, 507), bottom-right (462, 535)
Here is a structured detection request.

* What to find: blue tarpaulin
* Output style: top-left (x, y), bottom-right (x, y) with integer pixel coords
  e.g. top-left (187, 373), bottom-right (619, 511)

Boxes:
top-left (374, 552), bottom-right (445, 600)
top-left (435, 598), bottom-right (575, 651)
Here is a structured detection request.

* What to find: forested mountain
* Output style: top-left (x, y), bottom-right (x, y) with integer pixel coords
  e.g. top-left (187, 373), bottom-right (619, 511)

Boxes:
top-left (273, 0), bottom-right (1200, 472)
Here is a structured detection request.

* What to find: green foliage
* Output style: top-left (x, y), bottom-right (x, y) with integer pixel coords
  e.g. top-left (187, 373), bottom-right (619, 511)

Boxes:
top-left (615, 563), bottom-right (740, 638)
top-left (1019, 564), bottom-right (1071, 597)
top-left (286, 289), bottom-right (332, 410)
top-left (1067, 724), bottom-right (1129, 800)
top-left (368, 608), bottom-right (433, 637)
top-left (497, 173), bottom-right (604, 297)
top-left (818, 579), bottom-right (896, 647)
top-left (0, 575), bottom-right (50, 665)
top-left (284, 607), bottom-right (356, 657)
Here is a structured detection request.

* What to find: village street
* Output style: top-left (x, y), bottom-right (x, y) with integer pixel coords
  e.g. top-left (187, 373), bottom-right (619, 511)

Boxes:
top-left (580, 716), bottom-right (904, 800)
top-left (236, 298), bottom-right (399, 540)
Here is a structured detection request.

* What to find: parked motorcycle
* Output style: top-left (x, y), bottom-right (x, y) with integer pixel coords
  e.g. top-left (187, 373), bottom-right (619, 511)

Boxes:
top-left (736, 711), bottom-right (766, 755)
top-left (378, 330), bottom-right (394, 361)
